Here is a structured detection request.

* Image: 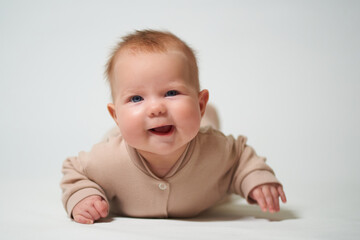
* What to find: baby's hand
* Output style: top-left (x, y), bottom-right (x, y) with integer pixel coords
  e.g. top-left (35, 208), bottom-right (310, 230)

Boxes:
top-left (72, 195), bottom-right (109, 224)
top-left (249, 184), bottom-right (287, 213)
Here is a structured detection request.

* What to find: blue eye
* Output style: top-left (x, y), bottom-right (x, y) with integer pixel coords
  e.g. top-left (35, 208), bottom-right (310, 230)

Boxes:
top-left (165, 90), bottom-right (179, 97)
top-left (130, 95), bottom-right (143, 103)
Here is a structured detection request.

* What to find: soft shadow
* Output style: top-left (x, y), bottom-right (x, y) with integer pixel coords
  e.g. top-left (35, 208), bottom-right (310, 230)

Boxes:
top-left (184, 200), bottom-right (299, 222)
top-left (97, 199), bottom-right (298, 223)
top-left (96, 213), bottom-right (116, 223)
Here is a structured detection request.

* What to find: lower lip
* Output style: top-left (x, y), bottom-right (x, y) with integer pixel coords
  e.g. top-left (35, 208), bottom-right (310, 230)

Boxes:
top-left (149, 126), bottom-right (175, 136)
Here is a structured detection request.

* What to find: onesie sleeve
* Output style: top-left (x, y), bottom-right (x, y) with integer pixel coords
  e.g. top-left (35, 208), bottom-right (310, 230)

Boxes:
top-left (60, 151), bottom-right (109, 218)
top-left (230, 136), bottom-right (281, 204)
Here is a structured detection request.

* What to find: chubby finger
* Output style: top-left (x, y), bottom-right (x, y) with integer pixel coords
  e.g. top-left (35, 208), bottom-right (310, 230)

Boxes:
top-left (270, 185), bottom-right (280, 212)
top-left (87, 206), bottom-right (101, 220)
top-left (94, 199), bottom-right (109, 218)
top-left (262, 185), bottom-right (275, 213)
top-left (72, 207), bottom-right (93, 220)
top-left (74, 214), bottom-right (94, 224)
top-left (278, 186), bottom-right (287, 203)
top-left (252, 188), bottom-right (267, 212)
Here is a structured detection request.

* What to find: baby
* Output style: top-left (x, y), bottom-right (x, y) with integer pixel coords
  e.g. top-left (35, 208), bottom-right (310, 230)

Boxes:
top-left (60, 30), bottom-right (286, 224)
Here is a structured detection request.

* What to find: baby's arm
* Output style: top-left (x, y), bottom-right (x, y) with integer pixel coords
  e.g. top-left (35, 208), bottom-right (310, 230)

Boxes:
top-left (230, 136), bottom-right (286, 212)
top-left (61, 153), bottom-right (110, 222)
top-left (72, 195), bottom-right (109, 224)
top-left (249, 184), bottom-right (287, 213)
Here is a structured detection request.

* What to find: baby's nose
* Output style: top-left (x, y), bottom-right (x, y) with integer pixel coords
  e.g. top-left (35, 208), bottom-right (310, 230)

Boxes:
top-left (148, 102), bottom-right (166, 117)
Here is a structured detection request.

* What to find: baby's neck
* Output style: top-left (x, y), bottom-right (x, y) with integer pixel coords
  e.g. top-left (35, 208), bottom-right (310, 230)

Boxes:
top-left (138, 145), bottom-right (187, 178)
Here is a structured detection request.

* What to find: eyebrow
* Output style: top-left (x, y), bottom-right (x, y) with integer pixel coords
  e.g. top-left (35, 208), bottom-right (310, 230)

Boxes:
top-left (118, 87), bottom-right (146, 99)
top-left (164, 80), bottom-right (189, 89)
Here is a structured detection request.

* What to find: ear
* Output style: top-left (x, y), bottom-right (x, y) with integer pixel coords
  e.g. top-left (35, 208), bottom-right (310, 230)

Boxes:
top-left (198, 89), bottom-right (209, 117)
top-left (107, 103), bottom-right (119, 126)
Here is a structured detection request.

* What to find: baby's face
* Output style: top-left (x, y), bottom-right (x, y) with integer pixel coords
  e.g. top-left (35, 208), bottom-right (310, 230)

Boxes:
top-left (108, 51), bottom-right (208, 157)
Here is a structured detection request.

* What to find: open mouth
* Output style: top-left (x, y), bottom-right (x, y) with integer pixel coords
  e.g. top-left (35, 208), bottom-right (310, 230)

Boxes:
top-left (149, 125), bottom-right (174, 135)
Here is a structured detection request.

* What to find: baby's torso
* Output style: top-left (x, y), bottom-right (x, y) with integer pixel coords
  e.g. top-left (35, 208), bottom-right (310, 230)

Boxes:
top-left (85, 127), bottom-right (239, 218)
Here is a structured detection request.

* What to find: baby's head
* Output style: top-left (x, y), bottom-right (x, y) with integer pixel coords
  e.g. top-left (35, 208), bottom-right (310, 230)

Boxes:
top-left (105, 30), bottom-right (200, 100)
top-left (105, 30), bottom-right (209, 157)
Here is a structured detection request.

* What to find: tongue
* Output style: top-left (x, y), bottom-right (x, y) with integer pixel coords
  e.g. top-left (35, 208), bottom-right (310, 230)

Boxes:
top-left (152, 125), bottom-right (172, 133)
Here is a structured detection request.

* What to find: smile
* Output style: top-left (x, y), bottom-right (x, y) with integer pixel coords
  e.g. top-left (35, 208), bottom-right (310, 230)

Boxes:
top-left (149, 125), bottom-right (175, 136)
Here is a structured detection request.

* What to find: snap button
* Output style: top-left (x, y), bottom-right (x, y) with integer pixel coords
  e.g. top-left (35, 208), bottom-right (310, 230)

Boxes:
top-left (158, 183), bottom-right (167, 190)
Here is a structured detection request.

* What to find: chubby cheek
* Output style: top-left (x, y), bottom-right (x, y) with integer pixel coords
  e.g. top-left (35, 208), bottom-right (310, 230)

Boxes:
top-left (117, 108), bottom-right (144, 146)
top-left (173, 100), bottom-right (202, 136)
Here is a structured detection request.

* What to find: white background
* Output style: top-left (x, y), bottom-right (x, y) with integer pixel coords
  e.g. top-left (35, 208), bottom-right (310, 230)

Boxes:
top-left (0, 0), bottom-right (359, 239)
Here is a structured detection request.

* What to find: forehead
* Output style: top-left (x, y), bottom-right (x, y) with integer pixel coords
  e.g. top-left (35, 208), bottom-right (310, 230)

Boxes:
top-left (113, 51), bottom-right (190, 82)
top-left (114, 49), bottom-right (188, 67)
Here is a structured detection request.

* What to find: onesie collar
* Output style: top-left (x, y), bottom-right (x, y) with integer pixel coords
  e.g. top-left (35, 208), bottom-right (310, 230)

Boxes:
top-left (125, 137), bottom-right (196, 180)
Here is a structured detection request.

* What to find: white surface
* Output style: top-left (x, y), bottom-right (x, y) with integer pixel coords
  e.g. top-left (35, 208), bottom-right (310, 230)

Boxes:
top-left (1, 179), bottom-right (359, 239)
top-left (1, 0), bottom-right (359, 239)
